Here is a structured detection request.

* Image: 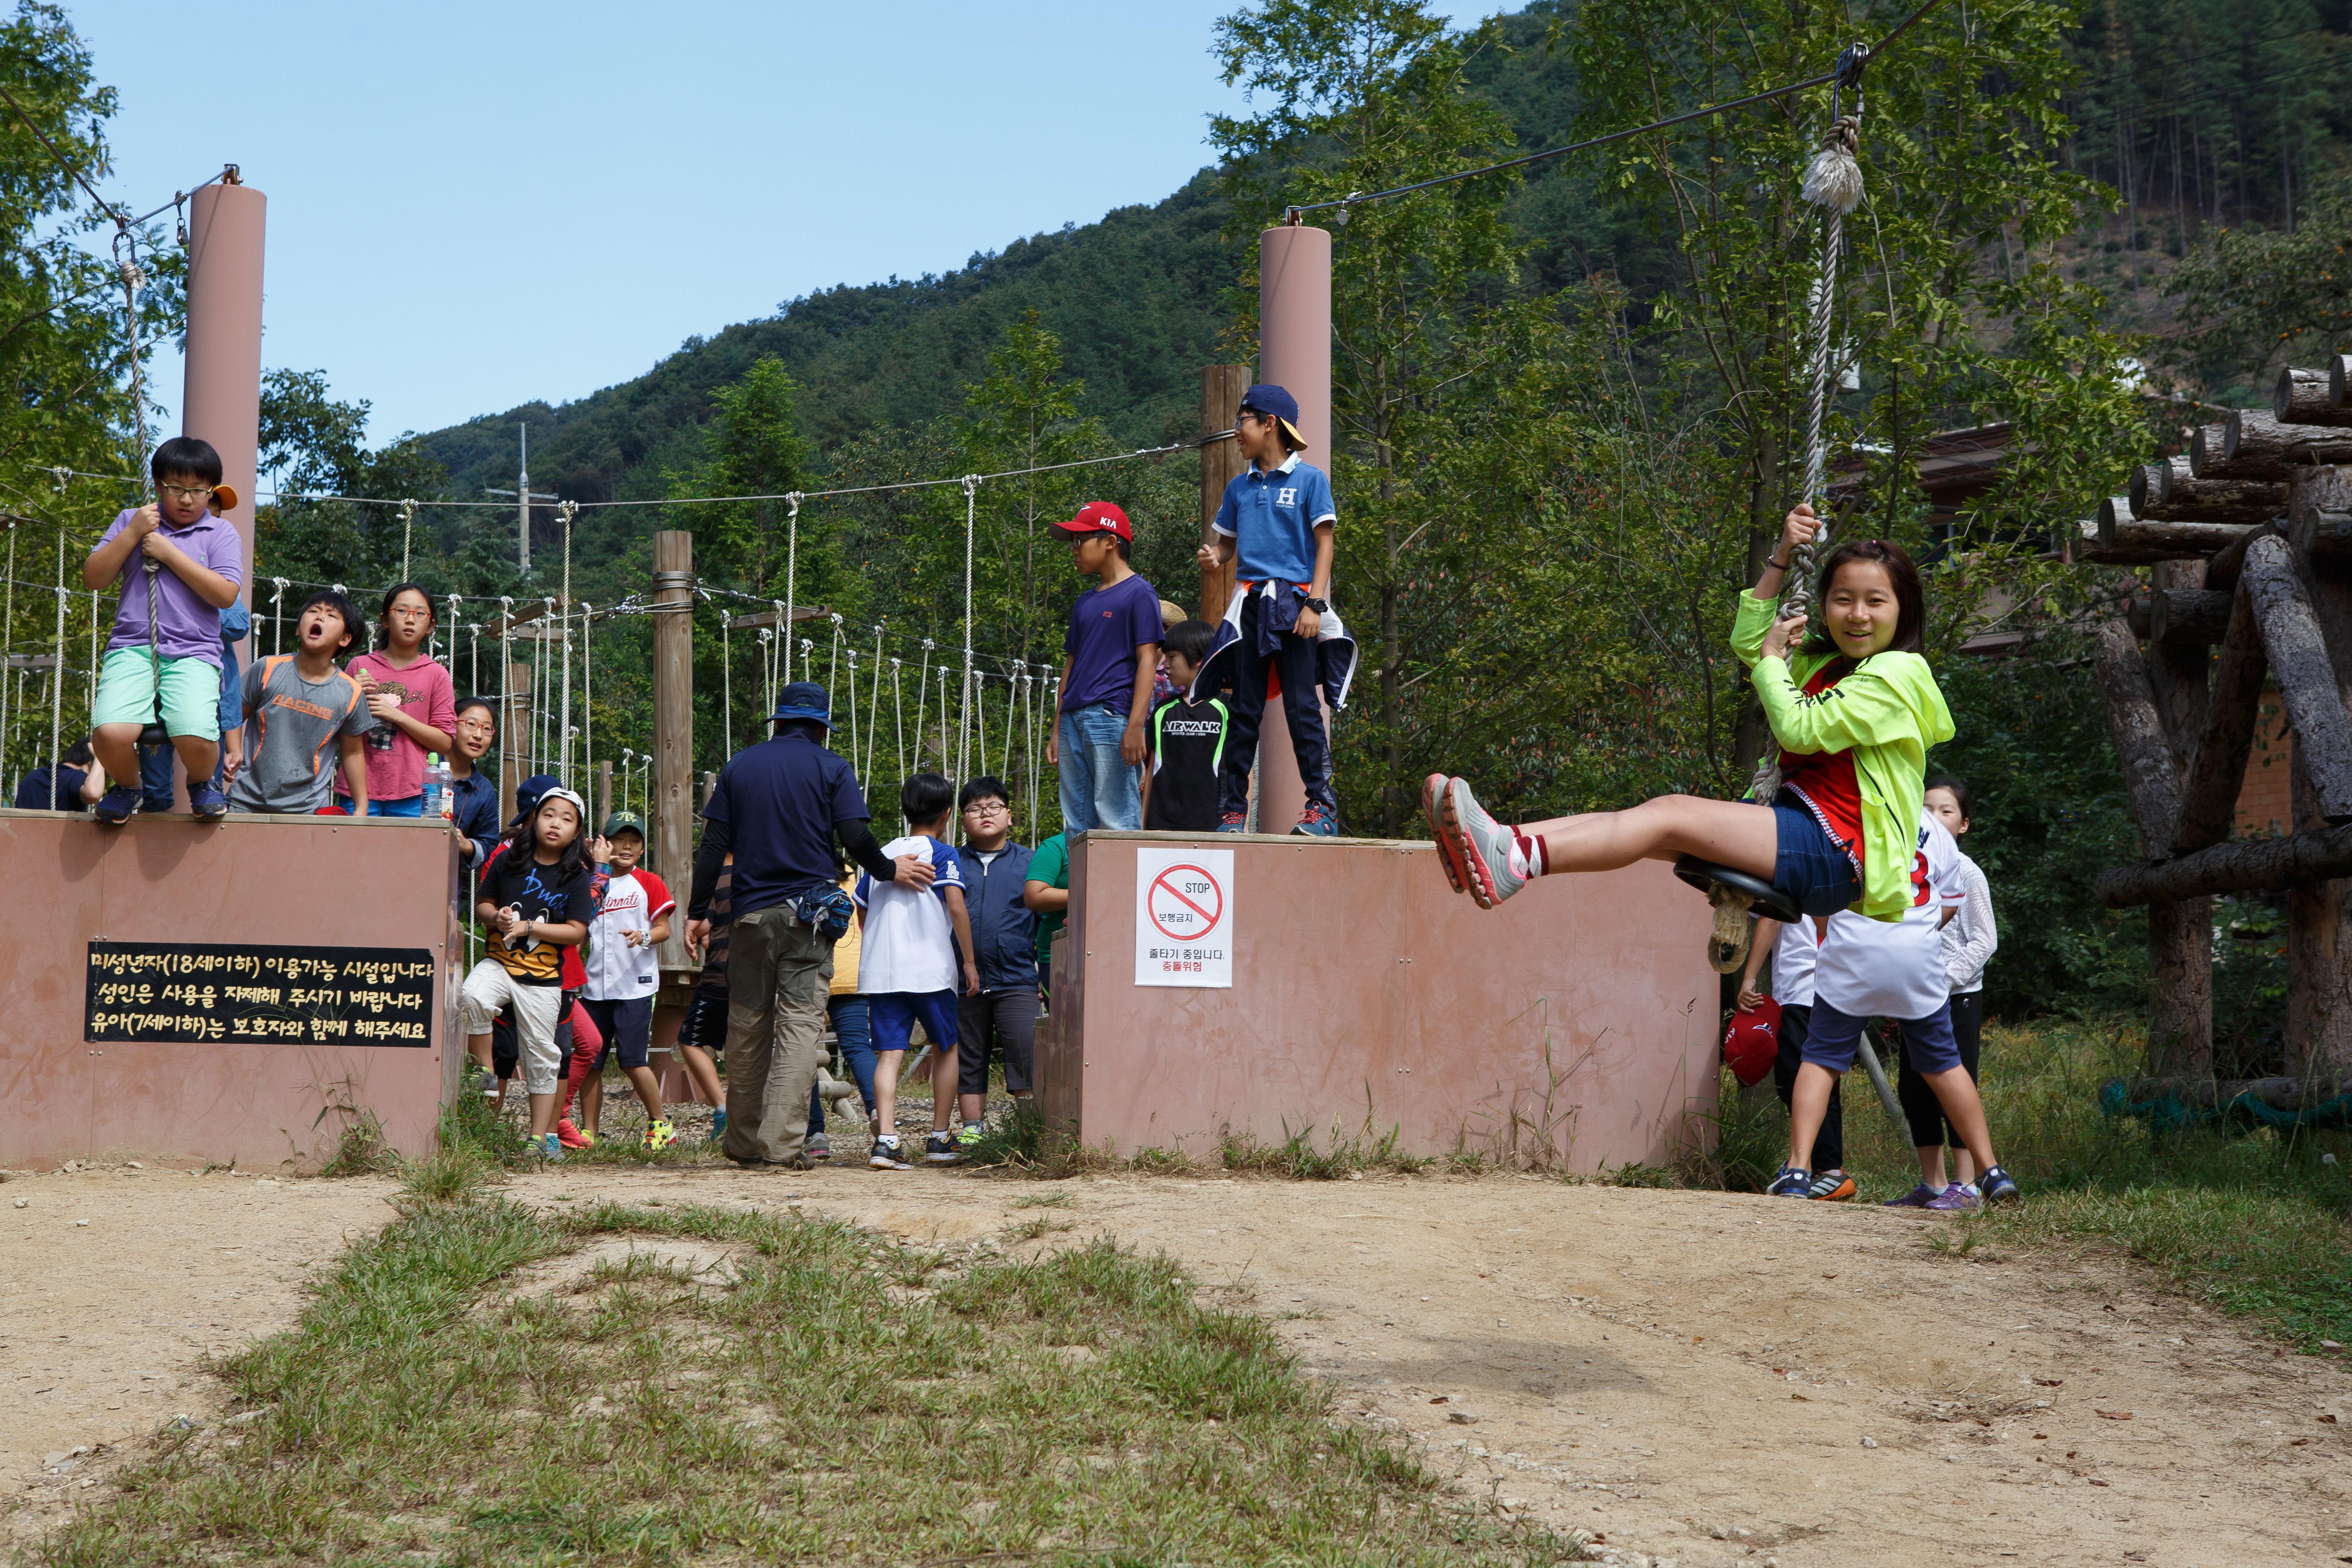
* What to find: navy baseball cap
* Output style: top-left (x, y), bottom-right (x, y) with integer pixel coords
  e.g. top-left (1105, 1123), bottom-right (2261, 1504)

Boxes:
top-left (507, 772), bottom-right (563, 828)
top-left (772, 680), bottom-right (831, 728)
top-left (1239, 383), bottom-right (1307, 451)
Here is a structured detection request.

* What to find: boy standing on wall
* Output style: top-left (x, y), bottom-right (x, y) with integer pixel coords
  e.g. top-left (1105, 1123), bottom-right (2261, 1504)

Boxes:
top-left (83, 438), bottom-right (246, 822)
top-left (1045, 501), bottom-right (1161, 834)
top-left (1194, 384), bottom-right (1347, 836)
top-left (1140, 618), bottom-right (1227, 832)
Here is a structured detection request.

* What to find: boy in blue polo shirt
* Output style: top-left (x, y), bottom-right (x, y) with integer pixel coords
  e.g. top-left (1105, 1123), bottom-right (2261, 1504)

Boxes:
top-left (1047, 501), bottom-right (1162, 834)
top-left (1195, 383), bottom-right (1343, 836)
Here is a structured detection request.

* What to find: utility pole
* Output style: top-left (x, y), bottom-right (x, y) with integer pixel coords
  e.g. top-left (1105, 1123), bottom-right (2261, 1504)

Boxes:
top-left (499, 660), bottom-right (532, 826)
top-left (1198, 365), bottom-right (1249, 623)
top-left (485, 423), bottom-right (558, 573)
top-left (652, 531), bottom-right (696, 976)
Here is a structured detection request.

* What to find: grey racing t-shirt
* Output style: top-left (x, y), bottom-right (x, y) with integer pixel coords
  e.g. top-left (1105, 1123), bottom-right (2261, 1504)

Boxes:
top-left (226, 654), bottom-right (372, 814)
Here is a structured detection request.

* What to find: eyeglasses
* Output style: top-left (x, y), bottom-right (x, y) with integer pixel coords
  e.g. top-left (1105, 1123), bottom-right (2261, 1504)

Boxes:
top-left (962, 800), bottom-right (1009, 815)
top-left (158, 483), bottom-right (215, 502)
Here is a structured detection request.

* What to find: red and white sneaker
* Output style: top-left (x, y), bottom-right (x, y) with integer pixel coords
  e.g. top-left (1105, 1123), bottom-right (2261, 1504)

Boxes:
top-left (1440, 777), bottom-right (1526, 910)
top-left (1422, 774), bottom-right (1469, 895)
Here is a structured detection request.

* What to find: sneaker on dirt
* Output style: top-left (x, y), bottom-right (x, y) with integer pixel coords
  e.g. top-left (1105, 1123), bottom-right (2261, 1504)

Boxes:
top-left (1881, 1183), bottom-right (1945, 1207)
top-left (1766, 1164), bottom-right (1813, 1198)
top-left (869, 1135), bottom-right (911, 1171)
top-left (924, 1131), bottom-right (963, 1164)
top-left (1806, 1169), bottom-right (1857, 1201)
top-left (1925, 1182), bottom-right (1981, 1211)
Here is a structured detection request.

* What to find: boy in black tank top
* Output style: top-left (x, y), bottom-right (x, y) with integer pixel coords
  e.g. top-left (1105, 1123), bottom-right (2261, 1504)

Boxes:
top-left (1142, 619), bottom-right (1227, 832)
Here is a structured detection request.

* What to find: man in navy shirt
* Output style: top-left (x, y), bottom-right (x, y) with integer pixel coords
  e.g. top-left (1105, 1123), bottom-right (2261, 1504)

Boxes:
top-left (687, 681), bottom-right (935, 1168)
top-left (1046, 501), bottom-right (1161, 834)
top-left (1196, 383), bottom-right (1341, 835)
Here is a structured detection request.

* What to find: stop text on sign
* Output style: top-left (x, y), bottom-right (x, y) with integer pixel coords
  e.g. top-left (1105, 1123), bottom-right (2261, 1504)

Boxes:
top-left (1134, 846), bottom-right (1234, 988)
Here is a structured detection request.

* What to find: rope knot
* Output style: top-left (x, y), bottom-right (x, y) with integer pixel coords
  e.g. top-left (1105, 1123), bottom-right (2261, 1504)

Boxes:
top-left (1802, 116), bottom-right (1864, 214)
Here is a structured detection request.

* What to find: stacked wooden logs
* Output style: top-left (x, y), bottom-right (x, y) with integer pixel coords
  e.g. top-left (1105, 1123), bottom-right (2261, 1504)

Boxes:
top-left (2084, 360), bottom-right (2352, 1096)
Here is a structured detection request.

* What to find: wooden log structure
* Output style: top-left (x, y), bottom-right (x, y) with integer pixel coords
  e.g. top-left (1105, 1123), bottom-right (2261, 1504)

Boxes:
top-left (2093, 618), bottom-right (2185, 853)
top-left (2096, 817), bottom-right (2352, 906)
top-left (2203, 520), bottom-right (2276, 592)
top-left (2148, 588), bottom-right (2231, 645)
top-left (2292, 509), bottom-right (2352, 558)
top-left (2241, 533), bottom-right (2352, 823)
top-left (2325, 352), bottom-right (2352, 411)
top-left (2094, 496), bottom-right (2255, 557)
top-left (2129, 455), bottom-right (2286, 525)
top-left (2168, 580), bottom-right (2268, 856)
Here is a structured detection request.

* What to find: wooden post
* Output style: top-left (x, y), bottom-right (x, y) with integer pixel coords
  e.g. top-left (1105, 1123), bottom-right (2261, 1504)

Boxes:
top-left (652, 532), bottom-right (696, 976)
top-left (596, 758), bottom-right (613, 829)
top-left (499, 661), bottom-right (531, 828)
top-left (2284, 467), bottom-right (2352, 1083)
top-left (1198, 365), bottom-right (1249, 624)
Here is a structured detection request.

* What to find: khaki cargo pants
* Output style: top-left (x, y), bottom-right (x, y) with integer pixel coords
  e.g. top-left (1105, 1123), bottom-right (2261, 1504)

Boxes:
top-left (722, 905), bottom-right (835, 1164)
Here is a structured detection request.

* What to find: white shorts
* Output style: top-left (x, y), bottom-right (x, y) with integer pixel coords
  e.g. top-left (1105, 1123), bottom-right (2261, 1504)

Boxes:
top-left (459, 961), bottom-right (565, 1095)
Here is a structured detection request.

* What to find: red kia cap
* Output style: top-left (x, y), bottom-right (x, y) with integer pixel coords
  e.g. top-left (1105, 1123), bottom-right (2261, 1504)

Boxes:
top-left (1723, 997), bottom-right (1782, 1088)
top-left (1052, 501), bottom-right (1131, 542)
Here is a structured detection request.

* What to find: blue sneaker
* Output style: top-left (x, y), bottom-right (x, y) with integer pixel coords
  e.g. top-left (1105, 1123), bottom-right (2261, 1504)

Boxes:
top-left (92, 784), bottom-right (140, 824)
top-left (709, 1107), bottom-right (727, 1142)
top-left (1767, 1164), bottom-right (1813, 1198)
top-left (1217, 811), bottom-right (1248, 834)
top-left (189, 783), bottom-right (228, 820)
top-left (537, 1132), bottom-right (564, 1164)
top-left (1979, 1165), bottom-right (2022, 1205)
top-left (1291, 801), bottom-right (1338, 837)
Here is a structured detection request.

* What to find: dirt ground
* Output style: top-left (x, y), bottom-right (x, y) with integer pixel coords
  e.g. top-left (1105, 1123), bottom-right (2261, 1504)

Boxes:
top-left (4, 1156), bottom-right (2347, 1567)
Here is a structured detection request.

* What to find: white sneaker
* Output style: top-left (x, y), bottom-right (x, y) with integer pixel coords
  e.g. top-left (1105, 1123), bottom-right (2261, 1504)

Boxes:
top-left (1441, 777), bottom-right (1526, 910)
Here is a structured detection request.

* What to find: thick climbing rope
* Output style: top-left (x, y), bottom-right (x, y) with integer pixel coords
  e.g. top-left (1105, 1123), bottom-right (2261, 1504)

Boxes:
top-left (911, 639), bottom-right (933, 775)
top-left (399, 499), bottom-right (417, 580)
top-left (1748, 59), bottom-right (1865, 805)
top-left (959, 474), bottom-right (979, 788)
top-left (271, 579), bottom-right (287, 656)
top-left (845, 648), bottom-right (860, 782)
top-left (721, 609), bottom-right (732, 758)
top-left (937, 664), bottom-right (950, 785)
top-left (582, 599), bottom-right (593, 799)
top-left (498, 596), bottom-right (513, 799)
top-left (889, 656), bottom-right (905, 789)
top-left (48, 525), bottom-right (63, 794)
top-left (864, 625), bottom-right (883, 783)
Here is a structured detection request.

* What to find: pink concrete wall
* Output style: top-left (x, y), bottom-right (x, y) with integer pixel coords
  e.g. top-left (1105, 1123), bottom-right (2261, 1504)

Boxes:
top-left (0, 810), bottom-right (458, 1171)
top-left (1041, 831), bottom-right (1720, 1171)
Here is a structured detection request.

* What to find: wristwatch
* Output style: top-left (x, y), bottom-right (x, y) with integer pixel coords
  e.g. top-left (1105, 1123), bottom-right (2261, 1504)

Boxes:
top-left (1303, 596), bottom-right (1328, 613)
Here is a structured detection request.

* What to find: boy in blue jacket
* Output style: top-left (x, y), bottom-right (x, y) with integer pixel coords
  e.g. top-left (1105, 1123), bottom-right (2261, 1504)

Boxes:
top-left (951, 776), bottom-right (1038, 1146)
top-left (1195, 383), bottom-right (1343, 836)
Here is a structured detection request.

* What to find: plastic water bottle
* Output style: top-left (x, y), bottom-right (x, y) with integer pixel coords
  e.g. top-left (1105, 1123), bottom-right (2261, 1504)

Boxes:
top-left (423, 753), bottom-right (447, 819)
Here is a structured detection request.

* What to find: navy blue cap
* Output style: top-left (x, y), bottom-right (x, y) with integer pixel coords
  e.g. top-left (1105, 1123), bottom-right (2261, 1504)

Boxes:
top-left (1239, 383), bottom-right (1307, 450)
top-left (507, 772), bottom-right (563, 828)
top-left (771, 680), bottom-right (831, 728)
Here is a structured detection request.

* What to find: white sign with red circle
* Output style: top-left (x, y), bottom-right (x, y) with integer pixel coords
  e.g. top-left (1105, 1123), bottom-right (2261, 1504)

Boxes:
top-left (1134, 847), bottom-right (1233, 988)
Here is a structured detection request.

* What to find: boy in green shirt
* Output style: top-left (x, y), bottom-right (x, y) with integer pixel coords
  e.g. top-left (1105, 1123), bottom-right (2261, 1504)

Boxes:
top-left (1022, 831), bottom-right (1069, 1014)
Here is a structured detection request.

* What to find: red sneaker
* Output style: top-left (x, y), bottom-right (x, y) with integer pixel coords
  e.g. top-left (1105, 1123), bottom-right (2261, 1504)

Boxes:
top-left (555, 1118), bottom-right (591, 1150)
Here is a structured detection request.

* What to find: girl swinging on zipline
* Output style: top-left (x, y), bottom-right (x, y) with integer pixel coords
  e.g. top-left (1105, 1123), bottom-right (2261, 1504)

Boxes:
top-left (1424, 501), bottom-right (2020, 1205)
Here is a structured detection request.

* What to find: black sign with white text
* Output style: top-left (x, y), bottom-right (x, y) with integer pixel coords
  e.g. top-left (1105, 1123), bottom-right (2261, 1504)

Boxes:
top-left (84, 942), bottom-right (435, 1047)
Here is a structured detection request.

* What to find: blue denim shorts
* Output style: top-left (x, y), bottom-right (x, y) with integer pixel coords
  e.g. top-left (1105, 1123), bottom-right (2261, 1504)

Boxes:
top-left (1771, 796), bottom-right (1862, 916)
top-left (1802, 997), bottom-right (1962, 1076)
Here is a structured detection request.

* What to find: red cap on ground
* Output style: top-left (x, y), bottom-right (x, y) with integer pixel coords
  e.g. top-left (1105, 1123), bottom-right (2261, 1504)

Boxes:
top-left (1052, 501), bottom-right (1132, 542)
top-left (1723, 997), bottom-right (1782, 1088)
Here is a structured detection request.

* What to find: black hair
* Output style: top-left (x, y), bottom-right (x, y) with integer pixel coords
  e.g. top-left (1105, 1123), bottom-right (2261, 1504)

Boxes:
top-left (64, 736), bottom-right (93, 767)
top-left (453, 694), bottom-right (496, 724)
top-left (1163, 617), bottom-right (1216, 667)
top-left (1803, 538), bottom-right (1927, 656)
top-left (1924, 775), bottom-right (1973, 821)
top-left (374, 582), bottom-right (436, 650)
top-left (959, 775), bottom-right (1011, 812)
top-left (900, 771), bottom-right (954, 825)
top-left (149, 436), bottom-right (222, 488)
top-left (1240, 404), bottom-right (1306, 453)
top-left (295, 589), bottom-right (362, 654)
top-left (772, 716), bottom-right (828, 743)
top-left (502, 791), bottom-right (591, 879)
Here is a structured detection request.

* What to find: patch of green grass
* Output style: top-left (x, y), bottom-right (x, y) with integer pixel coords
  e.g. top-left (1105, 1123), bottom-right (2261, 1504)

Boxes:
top-left (313, 1111), bottom-right (398, 1178)
top-left (1013, 1190), bottom-right (1073, 1209)
top-left (1712, 1016), bottom-right (2352, 1350)
top-left (1003, 1214), bottom-right (1076, 1243)
top-left (40, 1169), bottom-right (1572, 1566)
top-left (1220, 1117), bottom-right (1436, 1179)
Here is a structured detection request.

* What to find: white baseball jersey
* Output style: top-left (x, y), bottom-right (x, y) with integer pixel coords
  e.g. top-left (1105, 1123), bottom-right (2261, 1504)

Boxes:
top-left (583, 869), bottom-right (675, 1001)
top-left (1812, 812), bottom-right (1967, 1021)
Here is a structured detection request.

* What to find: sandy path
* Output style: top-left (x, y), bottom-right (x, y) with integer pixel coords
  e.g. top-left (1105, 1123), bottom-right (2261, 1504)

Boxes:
top-left (4, 1157), bottom-right (2347, 1566)
top-left (531, 1164), bottom-right (2352, 1568)
top-left (0, 1165), bottom-right (398, 1545)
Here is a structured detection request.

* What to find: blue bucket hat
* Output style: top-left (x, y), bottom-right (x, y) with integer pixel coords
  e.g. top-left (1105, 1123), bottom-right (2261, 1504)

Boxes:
top-left (1239, 382), bottom-right (1307, 451)
top-left (772, 680), bottom-right (831, 728)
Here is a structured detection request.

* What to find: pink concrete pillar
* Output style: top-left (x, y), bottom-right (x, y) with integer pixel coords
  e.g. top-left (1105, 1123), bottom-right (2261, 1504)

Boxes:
top-left (1255, 225), bottom-right (1332, 831)
top-left (182, 180), bottom-right (266, 612)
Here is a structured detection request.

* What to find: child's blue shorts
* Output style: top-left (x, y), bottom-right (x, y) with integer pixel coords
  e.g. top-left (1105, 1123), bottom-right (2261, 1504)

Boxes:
top-left (1769, 794), bottom-right (1863, 916)
top-left (868, 990), bottom-right (959, 1055)
top-left (1801, 997), bottom-right (1962, 1076)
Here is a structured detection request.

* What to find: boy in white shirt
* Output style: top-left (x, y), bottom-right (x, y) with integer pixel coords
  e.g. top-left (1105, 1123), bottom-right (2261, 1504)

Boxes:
top-left (578, 812), bottom-right (677, 1148)
top-left (854, 773), bottom-right (981, 1169)
top-left (1774, 811), bottom-right (2021, 1208)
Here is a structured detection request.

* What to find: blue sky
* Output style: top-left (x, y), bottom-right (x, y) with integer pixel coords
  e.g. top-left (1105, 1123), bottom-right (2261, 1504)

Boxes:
top-left (73, 1), bottom-right (1484, 448)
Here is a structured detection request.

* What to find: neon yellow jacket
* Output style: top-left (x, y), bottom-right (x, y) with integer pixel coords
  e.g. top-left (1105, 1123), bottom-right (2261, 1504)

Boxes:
top-left (1731, 590), bottom-right (1954, 921)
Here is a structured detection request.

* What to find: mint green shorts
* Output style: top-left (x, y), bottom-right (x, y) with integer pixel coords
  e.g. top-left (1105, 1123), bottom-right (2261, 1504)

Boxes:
top-left (91, 646), bottom-right (221, 741)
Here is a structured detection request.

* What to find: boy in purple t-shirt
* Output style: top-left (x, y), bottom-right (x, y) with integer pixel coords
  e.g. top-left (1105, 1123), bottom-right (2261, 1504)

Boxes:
top-left (1045, 501), bottom-right (1160, 833)
top-left (83, 437), bottom-right (246, 823)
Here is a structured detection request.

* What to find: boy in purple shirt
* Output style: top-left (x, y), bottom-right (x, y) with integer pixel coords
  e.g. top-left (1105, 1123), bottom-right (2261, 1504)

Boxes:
top-left (83, 437), bottom-right (246, 823)
top-left (1045, 501), bottom-right (1160, 833)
